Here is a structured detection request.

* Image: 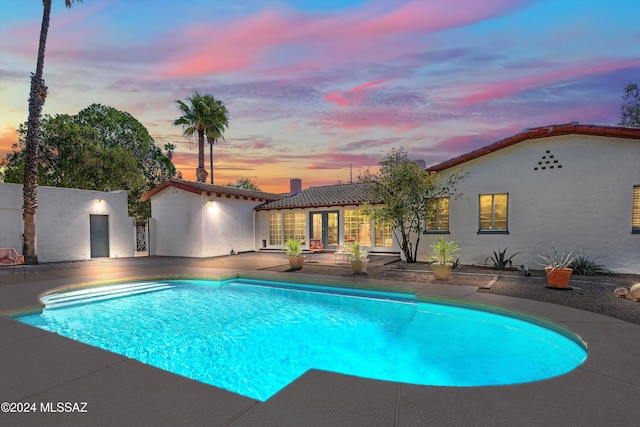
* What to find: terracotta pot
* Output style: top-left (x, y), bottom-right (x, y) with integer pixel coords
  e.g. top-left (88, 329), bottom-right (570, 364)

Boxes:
top-left (545, 267), bottom-right (573, 288)
top-left (288, 256), bottom-right (305, 270)
top-left (351, 259), bottom-right (369, 274)
top-left (432, 263), bottom-right (452, 280)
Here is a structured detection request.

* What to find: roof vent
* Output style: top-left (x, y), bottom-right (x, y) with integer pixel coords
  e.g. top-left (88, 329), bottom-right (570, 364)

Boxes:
top-left (571, 121), bottom-right (579, 125)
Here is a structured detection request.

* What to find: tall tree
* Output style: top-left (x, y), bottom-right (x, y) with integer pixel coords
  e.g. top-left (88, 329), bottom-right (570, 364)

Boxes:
top-left (202, 95), bottom-right (229, 185)
top-left (173, 92), bottom-right (229, 184)
top-left (23, 0), bottom-right (82, 264)
top-left (3, 105), bottom-right (176, 220)
top-left (619, 82), bottom-right (639, 127)
top-left (174, 92), bottom-right (208, 182)
top-left (359, 148), bottom-right (466, 263)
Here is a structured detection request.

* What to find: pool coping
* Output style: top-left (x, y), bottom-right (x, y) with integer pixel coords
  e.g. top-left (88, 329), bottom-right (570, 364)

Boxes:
top-left (1, 258), bottom-right (639, 426)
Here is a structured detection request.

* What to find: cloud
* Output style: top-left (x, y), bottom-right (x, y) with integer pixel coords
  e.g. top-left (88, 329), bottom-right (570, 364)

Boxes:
top-left (457, 58), bottom-right (640, 106)
top-left (155, 0), bottom-right (528, 79)
top-left (324, 79), bottom-right (389, 106)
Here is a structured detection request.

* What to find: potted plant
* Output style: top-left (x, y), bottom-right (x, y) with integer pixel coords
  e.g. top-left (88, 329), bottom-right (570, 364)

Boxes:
top-left (430, 237), bottom-right (460, 280)
top-left (347, 242), bottom-right (369, 274)
top-left (284, 238), bottom-right (305, 270)
top-left (538, 248), bottom-right (576, 289)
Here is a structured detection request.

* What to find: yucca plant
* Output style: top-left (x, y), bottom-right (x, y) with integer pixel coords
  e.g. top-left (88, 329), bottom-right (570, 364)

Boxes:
top-left (484, 248), bottom-right (520, 270)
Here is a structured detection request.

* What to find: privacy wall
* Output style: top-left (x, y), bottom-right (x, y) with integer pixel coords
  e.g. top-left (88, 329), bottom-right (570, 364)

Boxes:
top-left (0, 183), bottom-right (133, 262)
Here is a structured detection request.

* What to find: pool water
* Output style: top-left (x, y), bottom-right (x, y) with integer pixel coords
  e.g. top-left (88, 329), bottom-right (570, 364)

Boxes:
top-left (17, 278), bottom-right (587, 401)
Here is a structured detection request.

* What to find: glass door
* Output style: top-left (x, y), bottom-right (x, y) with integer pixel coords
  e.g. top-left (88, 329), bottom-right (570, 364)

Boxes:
top-left (310, 211), bottom-right (339, 248)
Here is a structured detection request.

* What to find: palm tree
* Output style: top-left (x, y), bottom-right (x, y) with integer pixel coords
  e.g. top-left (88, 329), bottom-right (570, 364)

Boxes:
top-left (202, 95), bottom-right (229, 185)
top-left (174, 92), bottom-right (208, 182)
top-left (23, 0), bottom-right (82, 264)
top-left (173, 92), bottom-right (229, 184)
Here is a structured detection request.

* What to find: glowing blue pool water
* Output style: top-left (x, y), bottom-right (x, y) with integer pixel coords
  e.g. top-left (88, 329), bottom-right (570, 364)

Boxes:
top-left (17, 278), bottom-right (587, 401)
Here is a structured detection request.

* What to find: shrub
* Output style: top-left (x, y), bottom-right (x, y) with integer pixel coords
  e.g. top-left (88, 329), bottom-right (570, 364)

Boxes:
top-left (485, 248), bottom-right (520, 270)
top-left (571, 250), bottom-right (611, 276)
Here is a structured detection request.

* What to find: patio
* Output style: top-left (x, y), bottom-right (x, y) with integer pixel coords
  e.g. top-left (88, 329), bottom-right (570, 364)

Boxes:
top-left (1, 253), bottom-right (638, 426)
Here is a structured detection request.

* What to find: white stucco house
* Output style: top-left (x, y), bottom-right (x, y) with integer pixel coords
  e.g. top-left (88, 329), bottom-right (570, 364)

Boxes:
top-left (140, 180), bottom-right (283, 257)
top-left (417, 123), bottom-right (640, 274)
top-left (0, 183), bottom-right (134, 262)
top-left (143, 123), bottom-right (639, 274)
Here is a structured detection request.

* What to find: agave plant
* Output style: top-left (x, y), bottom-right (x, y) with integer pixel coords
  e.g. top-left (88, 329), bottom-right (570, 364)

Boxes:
top-left (538, 248), bottom-right (576, 272)
top-left (485, 248), bottom-right (520, 270)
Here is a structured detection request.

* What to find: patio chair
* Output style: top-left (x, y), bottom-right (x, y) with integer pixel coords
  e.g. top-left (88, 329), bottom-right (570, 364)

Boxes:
top-left (333, 245), bottom-right (349, 264)
top-left (308, 239), bottom-right (323, 262)
top-left (0, 248), bottom-right (26, 278)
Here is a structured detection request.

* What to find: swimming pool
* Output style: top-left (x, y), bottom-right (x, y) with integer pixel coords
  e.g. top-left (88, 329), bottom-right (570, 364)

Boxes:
top-left (17, 278), bottom-right (587, 401)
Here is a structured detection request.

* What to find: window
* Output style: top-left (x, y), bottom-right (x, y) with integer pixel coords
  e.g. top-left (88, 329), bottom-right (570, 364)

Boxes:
top-left (633, 186), bottom-right (640, 233)
top-left (479, 194), bottom-right (508, 232)
top-left (425, 197), bottom-right (450, 232)
top-left (284, 212), bottom-right (306, 243)
top-left (344, 209), bottom-right (371, 246)
top-left (374, 218), bottom-right (394, 247)
top-left (269, 213), bottom-right (282, 245)
top-left (271, 212), bottom-right (306, 245)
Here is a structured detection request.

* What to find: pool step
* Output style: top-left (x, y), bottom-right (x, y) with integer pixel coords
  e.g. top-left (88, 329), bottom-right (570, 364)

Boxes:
top-left (43, 282), bottom-right (174, 309)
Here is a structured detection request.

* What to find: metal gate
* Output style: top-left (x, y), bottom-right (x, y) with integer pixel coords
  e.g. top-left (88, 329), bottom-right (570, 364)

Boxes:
top-left (134, 221), bottom-right (149, 256)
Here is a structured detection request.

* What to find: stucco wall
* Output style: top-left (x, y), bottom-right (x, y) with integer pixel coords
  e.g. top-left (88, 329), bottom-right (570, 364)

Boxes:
top-left (416, 135), bottom-right (640, 274)
top-left (149, 188), bottom-right (204, 257)
top-left (149, 189), bottom-right (263, 257)
top-left (0, 183), bottom-right (133, 262)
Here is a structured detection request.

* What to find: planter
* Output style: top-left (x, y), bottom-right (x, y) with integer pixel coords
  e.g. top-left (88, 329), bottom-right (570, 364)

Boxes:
top-left (288, 256), bottom-right (305, 270)
top-left (351, 259), bottom-right (369, 274)
top-left (545, 267), bottom-right (573, 289)
top-left (432, 263), bottom-right (452, 280)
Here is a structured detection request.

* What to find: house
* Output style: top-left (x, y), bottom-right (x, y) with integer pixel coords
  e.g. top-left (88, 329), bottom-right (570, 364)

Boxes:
top-left (418, 123), bottom-right (640, 274)
top-left (140, 180), bottom-right (283, 257)
top-left (143, 123), bottom-right (639, 274)
top-left (0, 183), bottom-right (133, 262)
top-left (254, 182), bottom-right (400, 255)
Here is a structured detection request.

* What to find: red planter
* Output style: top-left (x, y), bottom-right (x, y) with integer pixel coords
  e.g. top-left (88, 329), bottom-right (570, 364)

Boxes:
top-left (545, 267), bottom-right (573, 289)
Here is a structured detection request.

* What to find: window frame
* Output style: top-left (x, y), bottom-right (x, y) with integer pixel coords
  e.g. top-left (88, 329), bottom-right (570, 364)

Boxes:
top-left (633, 185), bottom-right (640, 234)
top-left (478, 193), bottom-right (509, 234)
top-left (424, 197), bottom-right (450, 234)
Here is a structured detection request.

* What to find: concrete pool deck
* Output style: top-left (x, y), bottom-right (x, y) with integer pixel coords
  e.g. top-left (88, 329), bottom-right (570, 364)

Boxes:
top-left (1, 254), bottom-right (638, 426)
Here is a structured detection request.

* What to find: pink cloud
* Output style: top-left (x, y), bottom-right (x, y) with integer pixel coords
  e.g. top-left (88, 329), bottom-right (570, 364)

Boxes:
top-left (324, 79), bottom-right (389, 106)
top-left (156, 0), bottom-right (525, 78)
top-left (458, 58), bottom-right (640, 105)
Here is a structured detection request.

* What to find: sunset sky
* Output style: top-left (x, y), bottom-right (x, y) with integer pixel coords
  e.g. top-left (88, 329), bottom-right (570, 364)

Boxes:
top-left (1, 0), bottom-right (639, 192)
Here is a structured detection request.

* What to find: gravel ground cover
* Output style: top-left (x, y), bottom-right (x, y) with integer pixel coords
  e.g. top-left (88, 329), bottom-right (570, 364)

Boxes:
top-left (264, 258), bottom-right (640, 325)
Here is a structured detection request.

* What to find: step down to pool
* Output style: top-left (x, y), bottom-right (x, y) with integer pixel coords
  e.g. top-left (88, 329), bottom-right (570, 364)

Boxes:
top-left (43, 282), bottom-right (174, 309)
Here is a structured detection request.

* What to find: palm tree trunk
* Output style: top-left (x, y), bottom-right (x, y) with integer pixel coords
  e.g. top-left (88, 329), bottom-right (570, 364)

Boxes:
top-left (195, 127), bottom-right (207, 182)
top-left (23, 0), bottom-right (52, 264)
top-left (209, 137), bottom-right (214, 185)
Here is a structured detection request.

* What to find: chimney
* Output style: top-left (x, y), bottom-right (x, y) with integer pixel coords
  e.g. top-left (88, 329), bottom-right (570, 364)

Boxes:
top-left (413, 159), bottom-right (426, 169)
top-left (290, 178), bottom-right (302, 195)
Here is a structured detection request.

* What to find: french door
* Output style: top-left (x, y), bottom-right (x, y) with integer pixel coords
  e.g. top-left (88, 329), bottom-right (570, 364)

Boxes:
top-left (309, 211), bottom-right (339, 248)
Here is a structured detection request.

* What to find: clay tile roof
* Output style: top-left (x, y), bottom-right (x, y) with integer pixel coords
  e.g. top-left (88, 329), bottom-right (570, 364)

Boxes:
top-left (255, 183), bottom-right (370, 210)
top-left (427, 123), bottom-right (640, 173)
top-left (140, 179), bottom-right (284, 202)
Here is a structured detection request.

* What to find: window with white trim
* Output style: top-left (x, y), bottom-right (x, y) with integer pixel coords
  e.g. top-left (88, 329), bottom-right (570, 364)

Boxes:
top-left (269, 213), bottom-right (282, 245)
top-left (284, 212), bottom-right (306, 243)
top-left (344, 209), bottom-right (371, 246)
top-left (479, 193), bottom-right (508, 232)
top-left (374, 218), bottom-right (394, 247)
